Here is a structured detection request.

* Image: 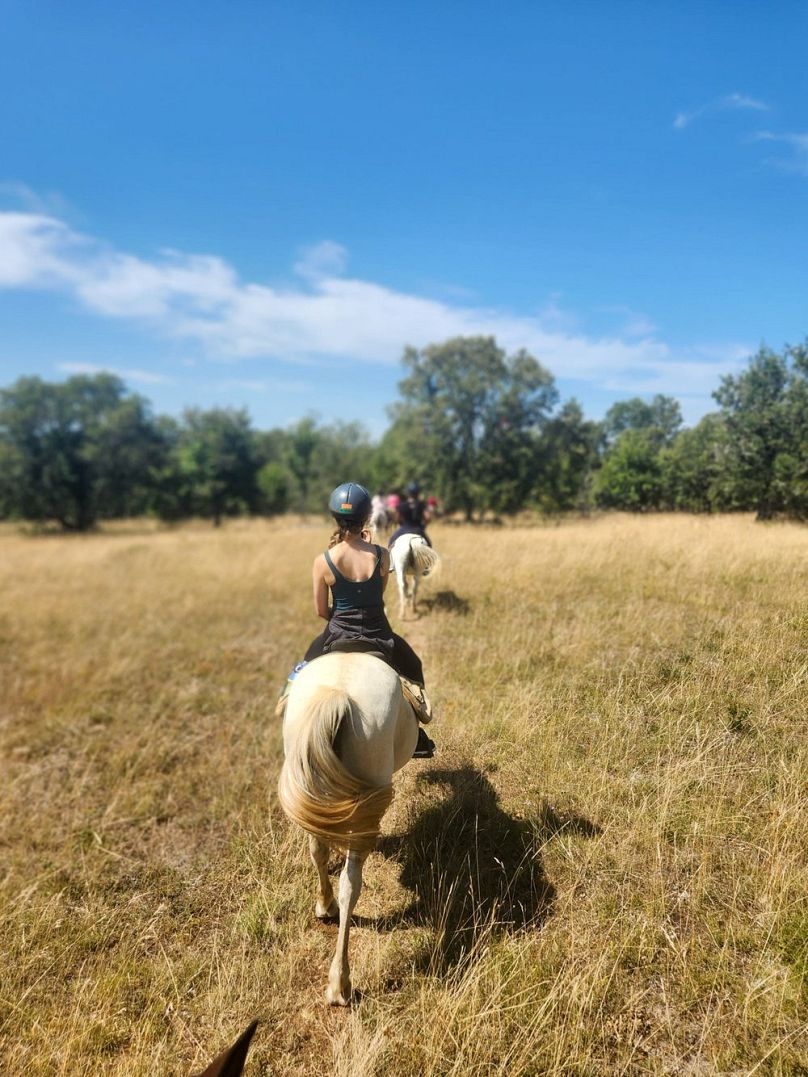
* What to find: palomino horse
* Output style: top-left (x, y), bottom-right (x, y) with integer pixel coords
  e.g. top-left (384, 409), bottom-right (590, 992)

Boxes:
top-left (277, 651), bottom-right (419, 1005)
top-left (389, 533), bottom-right (440, 619)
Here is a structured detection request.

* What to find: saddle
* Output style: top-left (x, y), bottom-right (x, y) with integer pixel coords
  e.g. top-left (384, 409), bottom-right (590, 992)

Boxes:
top-left (275, 658), bottom-right (434, 727)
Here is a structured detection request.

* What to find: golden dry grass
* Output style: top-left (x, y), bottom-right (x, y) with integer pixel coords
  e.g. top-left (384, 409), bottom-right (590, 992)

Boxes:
top-left (0, 514), bottom-right (806, 1075)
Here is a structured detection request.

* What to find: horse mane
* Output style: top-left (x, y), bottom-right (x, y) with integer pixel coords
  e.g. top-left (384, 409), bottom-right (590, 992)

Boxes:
top-left (277, 685), bottom-right (393, 853)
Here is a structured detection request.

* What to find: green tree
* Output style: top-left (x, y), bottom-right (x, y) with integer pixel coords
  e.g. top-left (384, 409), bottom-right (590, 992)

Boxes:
top-left (534, 399), bottom-right (601, 512)
top-left (307, 420), bottom-right (374, 511)
top-left (256, 460), bottom-right (290, 515)
top-left (603, 394), bottom-right (682, 447)
top-left (713, 343), bottom-right (808, 520)
top-left (177, 408), bottom-right (259, 526)
top-left (660, 413), bottom-right (734, 512)
top-left (392, 336), bottom-right (557, 518)
top-left (276, 417), bottom-right (374, 513)
top-left (0, 374), bottom-right (161, 529)
top-left (594, 427), bottom-right (664, 510)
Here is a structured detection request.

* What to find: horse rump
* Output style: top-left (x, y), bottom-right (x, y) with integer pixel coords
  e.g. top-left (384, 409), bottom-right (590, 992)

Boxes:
top-left (278, 684), bottom-right (392, 853)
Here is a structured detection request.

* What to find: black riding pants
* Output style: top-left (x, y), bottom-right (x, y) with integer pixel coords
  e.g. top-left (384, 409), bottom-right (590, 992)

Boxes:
top-left (303, 630), bottom-right (424, 686)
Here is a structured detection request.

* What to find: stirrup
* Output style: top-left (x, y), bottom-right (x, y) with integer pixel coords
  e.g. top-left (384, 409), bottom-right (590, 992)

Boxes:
top-left (400, 676), bottom-right (433, 724)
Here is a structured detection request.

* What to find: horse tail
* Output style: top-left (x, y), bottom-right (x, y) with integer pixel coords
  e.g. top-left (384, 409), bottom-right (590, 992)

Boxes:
top-left (410, 536), bottom-right (441, 577)
top-left (277, 685), bottom-right (393, 853)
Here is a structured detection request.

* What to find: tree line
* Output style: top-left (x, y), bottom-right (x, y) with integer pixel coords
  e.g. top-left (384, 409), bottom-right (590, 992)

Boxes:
top-left (1, 336), bottom-right (806, 529)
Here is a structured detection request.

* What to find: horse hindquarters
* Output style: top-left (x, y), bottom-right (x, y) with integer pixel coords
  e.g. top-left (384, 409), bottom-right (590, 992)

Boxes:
top-left (278, 684), bottom-right (392, 854)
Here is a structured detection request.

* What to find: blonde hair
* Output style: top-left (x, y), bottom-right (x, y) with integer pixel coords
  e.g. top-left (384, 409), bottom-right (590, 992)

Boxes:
top-left (328, 517), bottom-right (371, 549)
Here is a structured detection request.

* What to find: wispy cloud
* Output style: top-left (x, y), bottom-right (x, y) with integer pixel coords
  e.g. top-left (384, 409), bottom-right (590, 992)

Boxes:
top-left (750, 130), bottom-right (808, 176)
top-left (0, 181), bottom-right (75, 219)
top-left (56, 361), bottom-right (176, 386)
top-left (673, 92), bottom-right (770, 130)
top-left (0, 209), bottom-right (748, 400)
top-left (599, 305), bottom-right (657, 339)
top-left (293, 240), bottom-right (349, 282)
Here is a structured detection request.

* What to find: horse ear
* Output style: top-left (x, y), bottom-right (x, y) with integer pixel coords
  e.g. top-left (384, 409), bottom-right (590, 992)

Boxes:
top-left (194, 1020), bottom-right (259, 1077)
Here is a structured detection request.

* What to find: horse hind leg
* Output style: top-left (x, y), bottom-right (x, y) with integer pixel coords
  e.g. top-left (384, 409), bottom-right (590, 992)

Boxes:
top-left (397, 568), bottom-right (408, 620)
top-left (310, 834), bottom-right (338, 920)
top-left (327, 849), bottom-right (366, 1006)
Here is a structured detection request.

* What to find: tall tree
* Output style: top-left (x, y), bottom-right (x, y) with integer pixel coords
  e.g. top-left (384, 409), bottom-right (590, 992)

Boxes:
top-left (534, 399), bottom-right (601, 512)
top-left (0, 374), bottom-right (160, 529)
top-left (603, 394), bottom-right (682, 446)
top-left (660, 413), bottom-right (733, 512)
top-left (593, 428), bottom-right (664, 510)
top-left (177, 408), bottom-right (259, 526)
top-left (391, 336), bottom-right (557, 518)
top-left (713, 343), bottom-right (808, 520)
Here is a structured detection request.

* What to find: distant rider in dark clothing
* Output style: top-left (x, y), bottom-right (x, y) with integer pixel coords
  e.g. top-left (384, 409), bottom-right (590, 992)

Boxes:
top-left (388, 481), bottom-right (432, 549)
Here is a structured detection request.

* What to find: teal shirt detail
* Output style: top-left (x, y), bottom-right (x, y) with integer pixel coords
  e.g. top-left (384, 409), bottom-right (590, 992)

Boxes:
top-left (324, 546), bottom-right (384, 611)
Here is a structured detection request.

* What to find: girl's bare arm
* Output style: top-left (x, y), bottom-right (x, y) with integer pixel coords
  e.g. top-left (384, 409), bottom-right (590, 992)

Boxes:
top-left (312, 556), bottom-right (331, 619)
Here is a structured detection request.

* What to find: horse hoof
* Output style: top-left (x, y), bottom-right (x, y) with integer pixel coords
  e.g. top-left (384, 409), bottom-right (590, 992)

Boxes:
top-left (316, 899), bottom-right (339, 921)
top-left (326, 985), bottom-right (351, 1007)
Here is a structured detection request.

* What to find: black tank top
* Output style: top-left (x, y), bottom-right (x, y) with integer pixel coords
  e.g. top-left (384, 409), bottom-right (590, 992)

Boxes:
top-left (324, 545), bottom-right (384, 611)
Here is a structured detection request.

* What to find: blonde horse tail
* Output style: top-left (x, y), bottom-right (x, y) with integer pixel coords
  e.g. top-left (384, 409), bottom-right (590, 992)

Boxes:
top-left (277, 685), bottom-right (393, 853)
top-left (410, 536), bottom-right (441, 577)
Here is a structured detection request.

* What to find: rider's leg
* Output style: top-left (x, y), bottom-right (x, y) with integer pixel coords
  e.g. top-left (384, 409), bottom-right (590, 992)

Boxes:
top-left (303, 630), bottom-right (328, 663)
top-left (390, 633), bottom-right (424, 684)
top-left (388, 634), bottom-right (434, 747)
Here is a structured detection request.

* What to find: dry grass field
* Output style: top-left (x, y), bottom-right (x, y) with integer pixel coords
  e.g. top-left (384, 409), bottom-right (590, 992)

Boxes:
top-left (1, 515), bottom-right (806, 1075)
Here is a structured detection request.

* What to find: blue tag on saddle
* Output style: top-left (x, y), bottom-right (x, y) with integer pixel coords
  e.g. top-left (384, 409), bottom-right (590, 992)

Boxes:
top-left (287, 660), bottom-right (308, 682)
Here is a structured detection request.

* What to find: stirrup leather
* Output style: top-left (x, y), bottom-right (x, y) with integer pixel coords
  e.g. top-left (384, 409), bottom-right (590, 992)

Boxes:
top-left (400, 676), bottom-right (433, 724)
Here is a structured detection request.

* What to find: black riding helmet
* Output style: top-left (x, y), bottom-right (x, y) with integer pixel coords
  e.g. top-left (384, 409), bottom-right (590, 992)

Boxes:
top-left (406, 481), bottom-right (421, 496)
top-left (328, 482), bottom-right (372, 524)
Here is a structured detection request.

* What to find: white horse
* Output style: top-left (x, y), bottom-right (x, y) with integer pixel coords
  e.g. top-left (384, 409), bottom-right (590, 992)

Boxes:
top-left (277, 651), bottom-right (419, 1005)
top-left (389, 534), bottom-right (440, 619)
top-left (369, 505), bottom-right (389, 542)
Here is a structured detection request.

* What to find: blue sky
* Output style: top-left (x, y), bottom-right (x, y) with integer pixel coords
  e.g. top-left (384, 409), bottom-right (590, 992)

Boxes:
top-left (1, 1), bottom-right (807, 434)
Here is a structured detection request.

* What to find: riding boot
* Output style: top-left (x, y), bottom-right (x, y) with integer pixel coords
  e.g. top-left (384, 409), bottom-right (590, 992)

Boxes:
top-left (399, 677), bottom-right (436, 758)
top-left (413, 726), bottom-right (436, 759)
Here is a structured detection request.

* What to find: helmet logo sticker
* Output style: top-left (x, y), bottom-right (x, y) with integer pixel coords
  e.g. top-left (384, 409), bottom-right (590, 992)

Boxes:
top-left (341, 502), bottom-right (353, 510)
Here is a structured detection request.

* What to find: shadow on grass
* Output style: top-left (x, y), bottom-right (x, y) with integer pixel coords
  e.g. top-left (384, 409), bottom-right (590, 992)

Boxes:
top-left (359, 766), bottom-right (600, 973)
top-left (419, 590), bottom-right (472, 616)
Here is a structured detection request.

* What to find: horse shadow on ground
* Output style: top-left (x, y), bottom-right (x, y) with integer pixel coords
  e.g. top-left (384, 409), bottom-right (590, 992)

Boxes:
top-left (418, 590), bottom-right (471, 616)
top-left (355, 766), bottom-right (601, 974)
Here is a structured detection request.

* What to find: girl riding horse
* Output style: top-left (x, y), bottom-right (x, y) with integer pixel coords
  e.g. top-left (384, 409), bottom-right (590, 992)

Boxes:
top-left (301, 482), bottom-right (436, 758)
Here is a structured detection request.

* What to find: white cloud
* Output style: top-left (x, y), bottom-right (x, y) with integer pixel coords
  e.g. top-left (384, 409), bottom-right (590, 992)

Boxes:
top-left (750, 130), bottom-right (808, 176)
top-left (674, 92), bottom-right (770, 130)
top-left (1, 209), bottom-right (749, 400)
top-left (599, 305), bottom-right (658, 339)
top-left (56, 361), bottom-right (176, 386)
top-left (294, 240), bottom-right (349, 282)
